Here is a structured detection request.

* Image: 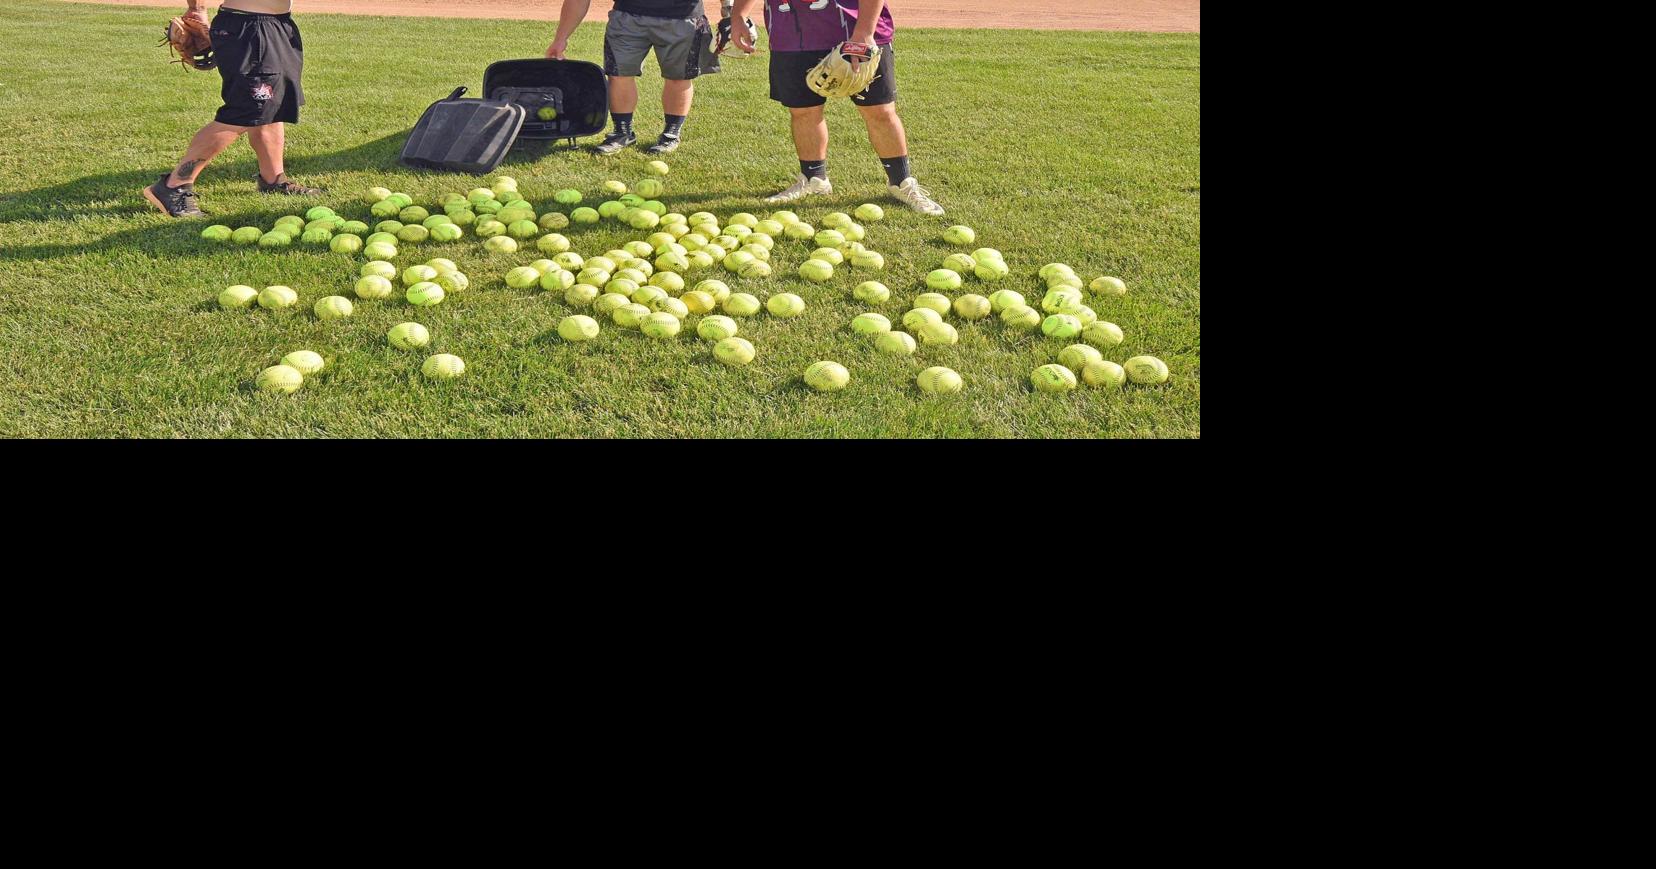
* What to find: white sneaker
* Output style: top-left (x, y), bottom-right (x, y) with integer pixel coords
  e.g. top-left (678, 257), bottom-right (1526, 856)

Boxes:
top-left (889, 177), bottom-right (944, 216)
top-left (764, 174), bottom-right (833, 204)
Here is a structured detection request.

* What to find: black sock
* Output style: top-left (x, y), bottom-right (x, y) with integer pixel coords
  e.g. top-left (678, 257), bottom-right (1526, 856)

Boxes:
top-left (612, 113), bottom-right (634, 136)
top-left (663, 114), bottom-right (686, 139)
top-left (800, 160), bottom-right (828, 180)
top-left (881, 155), bottom-right (911, 187)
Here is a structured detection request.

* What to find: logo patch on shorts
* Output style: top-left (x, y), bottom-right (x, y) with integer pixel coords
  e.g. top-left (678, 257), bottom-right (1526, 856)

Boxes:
top-left (250, 82), bottom-right (273, 101)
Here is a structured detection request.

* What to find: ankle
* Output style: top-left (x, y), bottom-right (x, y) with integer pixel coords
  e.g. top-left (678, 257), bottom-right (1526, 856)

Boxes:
top-left (881, 155), bottom-right (911, 187)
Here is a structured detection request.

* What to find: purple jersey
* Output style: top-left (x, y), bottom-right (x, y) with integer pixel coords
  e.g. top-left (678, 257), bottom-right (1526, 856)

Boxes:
top-left (764, 1), bottom-right (896, 52)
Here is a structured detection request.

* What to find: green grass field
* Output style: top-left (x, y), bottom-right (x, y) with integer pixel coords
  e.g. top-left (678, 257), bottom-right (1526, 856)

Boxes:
top-left (0, 1), bottom-right (1200, 438)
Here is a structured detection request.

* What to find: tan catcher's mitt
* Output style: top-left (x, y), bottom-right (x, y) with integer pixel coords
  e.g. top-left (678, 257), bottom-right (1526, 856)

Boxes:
top-left (806, 41), bottom-right (881, 99)
top-left (160, 15), bottom-right (216, 71)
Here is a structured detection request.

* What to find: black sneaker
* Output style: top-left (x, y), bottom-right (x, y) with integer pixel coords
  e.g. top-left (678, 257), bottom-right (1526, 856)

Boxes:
top-left (256, 173), bottom-right (321, 196)
top-left (594, 131), bottom-right (636, 155)
top-left (645, 134), bottom-right (681, 155)
top-left (143, 174), bottom-right (205, 218)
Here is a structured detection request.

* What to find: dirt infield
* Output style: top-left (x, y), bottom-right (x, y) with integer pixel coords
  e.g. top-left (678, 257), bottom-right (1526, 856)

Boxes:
top-left (59, 1), bottom-right (1201, 33)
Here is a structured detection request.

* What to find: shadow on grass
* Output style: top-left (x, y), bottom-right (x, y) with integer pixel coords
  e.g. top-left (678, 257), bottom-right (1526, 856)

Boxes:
top-left (0, 128), bottom-right (595, 221)
top-left (0, 125), bottom-right (861, 262)
top-left (499, 139), bottom-right (590, 166)
top-left (0, 205), bottom-right (295, 263)
top-left (0, 131), bottom-right (411, 223)
top-left (0, 129), bottom-right (579, 262)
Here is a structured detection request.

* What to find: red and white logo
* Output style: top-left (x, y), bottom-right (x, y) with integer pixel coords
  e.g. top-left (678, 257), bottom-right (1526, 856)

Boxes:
top-left (250, 82), bottom-right (273, 101)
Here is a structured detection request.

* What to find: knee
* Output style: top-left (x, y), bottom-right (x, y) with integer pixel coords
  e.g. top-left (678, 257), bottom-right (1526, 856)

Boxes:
top-left (859, 103), bottom-right (899, 123)
top-left (789, 106), bottom-right (825, 123)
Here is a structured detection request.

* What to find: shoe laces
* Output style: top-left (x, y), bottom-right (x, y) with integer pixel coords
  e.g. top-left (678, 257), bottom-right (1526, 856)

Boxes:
top-left (899, 180), bottom-right (935, 203)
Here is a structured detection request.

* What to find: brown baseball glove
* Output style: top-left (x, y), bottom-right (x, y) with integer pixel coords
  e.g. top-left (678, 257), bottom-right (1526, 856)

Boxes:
top-left (160, 15), bottom-right (216, 71)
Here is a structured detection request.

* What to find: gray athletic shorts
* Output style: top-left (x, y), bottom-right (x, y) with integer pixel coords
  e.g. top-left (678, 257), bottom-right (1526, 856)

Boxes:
top-left (603, 9), bottom-right (720, 80)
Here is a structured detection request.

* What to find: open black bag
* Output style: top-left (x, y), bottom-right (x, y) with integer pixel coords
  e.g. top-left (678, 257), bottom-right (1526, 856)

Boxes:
top-left (401, 59), bottom-right (609, 174)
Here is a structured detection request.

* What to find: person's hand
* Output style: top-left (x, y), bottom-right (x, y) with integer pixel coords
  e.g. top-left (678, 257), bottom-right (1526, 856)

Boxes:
top-left (844, 38), bottom-right (875, 71)
top-left (546, 38), bottom-right (568, 59)
top-left (730, 17), bottom-right (756, 54)
top-left (185, 7), bottom-right (208, 26)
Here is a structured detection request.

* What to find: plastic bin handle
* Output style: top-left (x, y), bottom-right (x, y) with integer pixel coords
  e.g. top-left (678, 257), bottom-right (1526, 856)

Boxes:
top-left (447, 86), bottom-right (468, 101)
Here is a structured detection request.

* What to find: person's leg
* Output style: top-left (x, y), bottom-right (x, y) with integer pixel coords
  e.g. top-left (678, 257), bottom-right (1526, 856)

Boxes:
top-left (763, 50), bottom-right (833, 203)
top-left (606, 76), bottom-right (638, 144)
top-left (764, 105), bottom-right (833, 203)
top-left (167, 122), bottom-right (246, 186)
top-left (609, 76), bottom-right (640, 116)
top-left (662, 81), bottom-right (694, 120)
top-left (855, 46), bottom-right (943, 215)
top-left (247, 122), bottom-right (286, 183)
top-left (791, 105), bottom-right (829, 161)
top-left (245, 121), bottom-right (319, 194)
top-left (653, 78), bottom-right (694, 152)
top-left (146, 120), bottom-right (245, 216)
top-left (646, 13), bottom-right (711, 155)
top-left (858, 101), bottom-right (925, 194)
top-left (597, 77), bottom-right (640, 153)
top-left (599, 11), bottom-right (649, 153)
top-left (858, 102), bottom-right (908, 163)
top-left (241, 14), bottom-right (316, 194)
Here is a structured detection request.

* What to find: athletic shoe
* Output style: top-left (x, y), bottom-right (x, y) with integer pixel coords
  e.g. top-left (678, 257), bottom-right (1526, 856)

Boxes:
top-left (888, 177), bottom-right (944, 216)
top-left (594, 131), bottom-right (637, 155)
top-left (645, 134), bottom-right (681, 155)
top-left (764, 174), bottom-right (833, 204)
top-left (142, 174), bottom-right (204, 218)
top-left (256, 173), bottom-right (321, 196)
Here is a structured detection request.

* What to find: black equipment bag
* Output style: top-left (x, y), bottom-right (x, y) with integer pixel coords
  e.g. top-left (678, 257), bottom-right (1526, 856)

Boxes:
top-left (484, 59), bottom-right (608, 143)
top-left (399, 60), bottom-right (607, 173)
top-left (399, 87), bottom-right (526, 175)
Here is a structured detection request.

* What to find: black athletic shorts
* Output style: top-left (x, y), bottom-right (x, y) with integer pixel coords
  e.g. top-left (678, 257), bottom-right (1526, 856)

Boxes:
top-left (770, 44), bottom-right (896, 108)
top-left (210, 9), bottom-right (304, 127)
